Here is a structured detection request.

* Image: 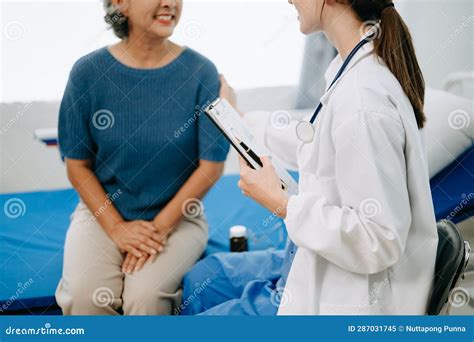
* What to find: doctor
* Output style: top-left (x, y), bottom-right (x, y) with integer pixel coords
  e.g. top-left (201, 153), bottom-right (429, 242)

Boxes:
top-left (221, 0), bottom-right (438, 314)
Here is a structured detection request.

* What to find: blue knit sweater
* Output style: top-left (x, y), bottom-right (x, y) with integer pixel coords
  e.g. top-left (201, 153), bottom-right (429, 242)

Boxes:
top-left (58, 47), bottom-right (229, 221)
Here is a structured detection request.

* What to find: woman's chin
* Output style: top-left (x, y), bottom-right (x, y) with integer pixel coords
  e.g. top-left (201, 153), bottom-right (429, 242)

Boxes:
top-left (148, 26), bottom-right (176, 39)
top-left (299, 25), bottom-right (312, 35)
top-left (298, 21), bottom-right (310, 35)
top-left (299, 23), bottom-right (318, 35)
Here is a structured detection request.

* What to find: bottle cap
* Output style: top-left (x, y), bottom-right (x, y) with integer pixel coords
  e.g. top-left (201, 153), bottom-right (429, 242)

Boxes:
top-left (229, 225), bottom-right (247, 238)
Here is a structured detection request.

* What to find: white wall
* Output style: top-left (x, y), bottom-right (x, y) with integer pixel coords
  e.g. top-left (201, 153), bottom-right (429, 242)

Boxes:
top-left (1, 0), bottom-right (304, 103)
top-left (399, 0), bottom-right (473, 98)
top-left (0, 102), bottom-right (68, 193)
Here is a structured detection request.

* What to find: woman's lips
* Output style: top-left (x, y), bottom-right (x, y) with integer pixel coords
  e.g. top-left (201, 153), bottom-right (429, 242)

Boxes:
top-left (154, 14), bottom-right (174, 26)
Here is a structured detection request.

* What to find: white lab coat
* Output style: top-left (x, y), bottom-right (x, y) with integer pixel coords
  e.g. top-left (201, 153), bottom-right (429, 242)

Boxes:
top-left (269, 43), bottom-right (438, 315)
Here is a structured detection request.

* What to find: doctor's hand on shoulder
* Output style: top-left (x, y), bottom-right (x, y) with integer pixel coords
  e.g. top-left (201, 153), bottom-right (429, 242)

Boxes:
top-left (238, 156), bottom-right (289, 218)
top-left (219, 74), bottom-right (238, 109)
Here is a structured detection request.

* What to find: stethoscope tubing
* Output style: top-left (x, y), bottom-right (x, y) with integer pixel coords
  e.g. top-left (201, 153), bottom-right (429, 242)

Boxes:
top-left (308, 38), bottom-right (370, 125)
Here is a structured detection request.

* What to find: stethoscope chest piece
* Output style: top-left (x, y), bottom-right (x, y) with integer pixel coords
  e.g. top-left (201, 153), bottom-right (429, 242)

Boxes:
top-left (296, 120), bottom-right (315, 144)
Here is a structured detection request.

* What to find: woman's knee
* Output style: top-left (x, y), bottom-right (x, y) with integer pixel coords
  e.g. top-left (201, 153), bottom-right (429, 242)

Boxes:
top-left (122, 281), bottom-right (180, 315)
top-left (56, 278), bottom-right (121, 315)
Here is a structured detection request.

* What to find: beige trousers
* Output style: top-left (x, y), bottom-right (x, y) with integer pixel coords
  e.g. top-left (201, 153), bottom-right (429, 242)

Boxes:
top-left (55, 202), bottom-right (208, 315)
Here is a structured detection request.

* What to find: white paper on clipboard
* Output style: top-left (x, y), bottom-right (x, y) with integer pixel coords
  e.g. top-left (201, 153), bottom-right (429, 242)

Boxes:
top-left (204, 98), bottom-right (298, 195)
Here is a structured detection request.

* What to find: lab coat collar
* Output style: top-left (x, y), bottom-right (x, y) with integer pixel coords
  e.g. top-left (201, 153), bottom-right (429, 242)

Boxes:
top-left (320, 41), bottom-right (375, 105)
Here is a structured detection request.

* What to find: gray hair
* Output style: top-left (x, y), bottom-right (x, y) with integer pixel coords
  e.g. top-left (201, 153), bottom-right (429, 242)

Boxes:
top-left (103, 0), bottom-right (129, 39)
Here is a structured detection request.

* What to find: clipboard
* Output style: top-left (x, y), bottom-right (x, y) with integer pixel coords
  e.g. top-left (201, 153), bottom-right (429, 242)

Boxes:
top-left (204, 98), bottom-right (298, 195)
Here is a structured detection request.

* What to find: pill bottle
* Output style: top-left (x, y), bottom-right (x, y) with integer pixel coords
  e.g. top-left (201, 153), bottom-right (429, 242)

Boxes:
top-left (229, 225), bottom-right (248, 252)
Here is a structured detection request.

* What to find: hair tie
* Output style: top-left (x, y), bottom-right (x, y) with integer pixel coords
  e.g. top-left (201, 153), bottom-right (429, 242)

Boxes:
top-left (382, 2), bottom-right (395, 11)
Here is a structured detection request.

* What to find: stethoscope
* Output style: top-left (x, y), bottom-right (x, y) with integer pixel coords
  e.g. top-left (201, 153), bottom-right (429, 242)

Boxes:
top-left (295, 37), bottom-right (371, 143)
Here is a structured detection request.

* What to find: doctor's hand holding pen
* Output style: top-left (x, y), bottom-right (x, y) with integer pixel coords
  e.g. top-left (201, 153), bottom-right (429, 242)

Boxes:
top-left (219, 76), bottom-right (289, 217)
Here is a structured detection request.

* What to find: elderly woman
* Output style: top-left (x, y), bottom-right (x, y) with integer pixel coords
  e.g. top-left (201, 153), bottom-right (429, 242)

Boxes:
top-left (55, 0), bottom-right (229, 315)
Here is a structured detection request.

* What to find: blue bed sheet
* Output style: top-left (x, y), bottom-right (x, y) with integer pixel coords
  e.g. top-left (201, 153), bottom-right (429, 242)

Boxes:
top-left (1, 146), bottom-right (472, 314)
top-left (0, 175), bottom-right (286, 314)
top-left (430, 146), bottom-right (474, 223)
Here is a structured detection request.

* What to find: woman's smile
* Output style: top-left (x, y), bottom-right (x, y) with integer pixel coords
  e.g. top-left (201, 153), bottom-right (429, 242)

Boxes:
top-left (153, 13), bottom-right (175, 26)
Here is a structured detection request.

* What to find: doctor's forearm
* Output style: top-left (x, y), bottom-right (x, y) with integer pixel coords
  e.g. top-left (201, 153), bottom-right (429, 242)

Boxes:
top-left (152, 160), bottom-right (225, 233)
top-left (267, 191), bottom-right (289, 219)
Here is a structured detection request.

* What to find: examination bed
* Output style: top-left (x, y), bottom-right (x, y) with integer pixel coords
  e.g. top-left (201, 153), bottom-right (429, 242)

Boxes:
top-left (0, 174), bottom-right (288, 315)
top-left (1, 144), bottom-right (473, 315)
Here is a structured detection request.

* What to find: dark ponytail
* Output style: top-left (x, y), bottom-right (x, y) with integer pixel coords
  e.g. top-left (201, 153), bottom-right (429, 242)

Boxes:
top-left (344, 1), bottom-right (426, 129)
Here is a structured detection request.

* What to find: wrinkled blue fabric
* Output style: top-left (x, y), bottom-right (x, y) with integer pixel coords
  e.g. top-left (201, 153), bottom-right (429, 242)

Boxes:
top-left (180, 241), bottom-right (297, 315)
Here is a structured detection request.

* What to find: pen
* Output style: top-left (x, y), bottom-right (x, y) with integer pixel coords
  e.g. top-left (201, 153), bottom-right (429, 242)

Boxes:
top-left (238, 140), bottom-right (287, 191)
top-left (239, 140), bottom-right (263, 168)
